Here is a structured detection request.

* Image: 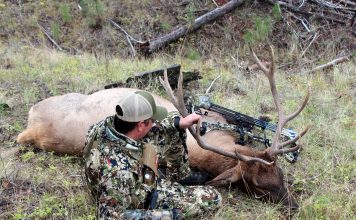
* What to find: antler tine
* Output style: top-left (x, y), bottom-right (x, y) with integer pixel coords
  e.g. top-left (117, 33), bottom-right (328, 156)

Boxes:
top-left (195, 119), bottom-right (273, 165)
top-left (251, 46), bottom-right (310, 157)
top-left (159, 68), bottom-right (195, 139)
top-left (176, 68), bottom-right (188, 117)
top-left (275, 125), bottom-right (311, 152)
top-left (251, 47), bottom-right (282, 114)
top-left (159, 69), bottom-right (188, 117)
top-left (285, 88), bottom-right (310, 122)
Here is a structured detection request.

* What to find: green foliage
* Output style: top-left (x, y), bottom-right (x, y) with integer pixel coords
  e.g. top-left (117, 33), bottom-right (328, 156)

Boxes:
top-left (334, 163), bottom-right (356, 182)
top-left (299, 194), bottom-right (353, 219)
top-left (185, 48), bottom-right (200, 60)
top-left (1, 120), bottom-right (24, 133)
top-left (243, 16), bottom-right (272, 45)
top-left (272, 4), bottom-right (282, 21)
top-left (243, 4), bottom-right (282, 46)
top-left (79, 0), bottom-right (105, 27)
top-left (23, 87), bottom-right (39, 105)
top-left (21, 151), bottom-right (35, 162)
top-left (12, 208), bottom-right (27, 220)
top-left (51, 22), bottom-right (61, 41)
top-left (292, 175), bottom-right (307, 193)
top-left (60, 4), bottom-right (72, 23)
top-left (184, 2), bottom-right (196, 25)
top-left (0, 102), bottom-right (10, 115)
top-left (0, 2), bottom-right (6, 10)
top-left (160, 21), bottom-right (172, 31)
top-left (29, 195), bottom-right (66, 218)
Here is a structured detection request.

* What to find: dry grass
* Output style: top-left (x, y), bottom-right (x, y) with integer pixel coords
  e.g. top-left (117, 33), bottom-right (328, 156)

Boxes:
top-left (0, 0), bottom-right (355, 219)
top-left (0, 45), bottom-right (355, 219)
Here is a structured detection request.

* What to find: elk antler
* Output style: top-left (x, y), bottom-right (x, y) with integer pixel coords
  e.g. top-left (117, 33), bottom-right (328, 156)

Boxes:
top-left (251, 46), bottom-right (311, 158)
top-left (159, 68), bottom-right (273, 165)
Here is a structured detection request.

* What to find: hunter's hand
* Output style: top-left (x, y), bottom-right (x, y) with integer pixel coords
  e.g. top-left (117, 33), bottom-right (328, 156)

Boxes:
top-left (179, 113), bottom-right (202, 129)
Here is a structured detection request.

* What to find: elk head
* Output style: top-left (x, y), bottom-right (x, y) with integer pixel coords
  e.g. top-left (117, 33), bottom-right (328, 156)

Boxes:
top-left (159, 46), bottom-right (310, 209)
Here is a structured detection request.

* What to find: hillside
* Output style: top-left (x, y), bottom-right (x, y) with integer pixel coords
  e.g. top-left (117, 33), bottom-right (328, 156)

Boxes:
top-left (1, 0), bottom-right (354, 59)
top-left (0, 0), bottom-right (355, 219)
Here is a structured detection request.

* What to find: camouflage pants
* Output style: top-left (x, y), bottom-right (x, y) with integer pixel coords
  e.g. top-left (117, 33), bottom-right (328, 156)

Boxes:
top-left (99, 176), bottom-right (221, 219)
top-left (86, 145), bottom-right (222, 219)
top-left (149, 179), bottom-right (221, 217)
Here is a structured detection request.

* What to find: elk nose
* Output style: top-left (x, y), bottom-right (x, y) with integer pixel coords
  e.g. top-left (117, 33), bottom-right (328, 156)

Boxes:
top-left (290, 203), bottom-right (299, 210)
top-left (282, 195), bottom-right (299, 210)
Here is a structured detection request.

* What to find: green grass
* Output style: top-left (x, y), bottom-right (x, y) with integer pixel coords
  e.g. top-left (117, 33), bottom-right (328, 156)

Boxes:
top-left (0, 44), bottom-right (355, 219)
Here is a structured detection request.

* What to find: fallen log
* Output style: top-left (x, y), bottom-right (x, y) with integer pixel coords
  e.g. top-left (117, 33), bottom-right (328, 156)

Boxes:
top-left (104, 64), bottom-right (202, 90)
top-left (138, 0), bottom-right (244, 54)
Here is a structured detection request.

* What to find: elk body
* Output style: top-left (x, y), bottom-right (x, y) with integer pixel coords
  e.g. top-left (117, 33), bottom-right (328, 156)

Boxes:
top-left (17, 48), bottom-right (309, 209)
top-left (16, 88), bottom-right (177, 155)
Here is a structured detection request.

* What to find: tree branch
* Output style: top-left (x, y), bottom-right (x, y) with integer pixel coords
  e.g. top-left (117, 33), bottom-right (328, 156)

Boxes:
top-left (38, 23), bottom-right (63, 51)
top-left (307, 54), bottom-right (353, 73)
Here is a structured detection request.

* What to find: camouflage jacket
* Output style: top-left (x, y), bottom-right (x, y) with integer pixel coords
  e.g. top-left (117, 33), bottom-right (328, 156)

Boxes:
top-left (83, 112), bottom-right (192, 211)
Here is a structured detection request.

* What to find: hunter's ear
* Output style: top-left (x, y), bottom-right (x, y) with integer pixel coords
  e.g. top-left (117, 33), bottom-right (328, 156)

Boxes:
top-left (137, 121), bottom-right (145, 132)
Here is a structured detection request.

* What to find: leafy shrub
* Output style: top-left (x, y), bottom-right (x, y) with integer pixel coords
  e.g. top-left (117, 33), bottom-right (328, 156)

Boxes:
top-left (79, 0), bottom-right (105, 28)
top-left (60, 4), bottom-right (72, 23)
top-left (184, 2), bottom-right (196, 25)
top-left (186, 49), bottom-right (200, 60)
top-left (29, 195), bottom-right (66, 218)
top-left (243, 4), bottom-right (282, 45)
top-left (21, 151), bottom-right (35, 162)
top-left (51, 22), bottom-right (61, 41)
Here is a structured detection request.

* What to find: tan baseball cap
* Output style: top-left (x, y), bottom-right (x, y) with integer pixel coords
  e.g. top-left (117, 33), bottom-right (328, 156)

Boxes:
top-left (116, 91), bottom-right (168, 122)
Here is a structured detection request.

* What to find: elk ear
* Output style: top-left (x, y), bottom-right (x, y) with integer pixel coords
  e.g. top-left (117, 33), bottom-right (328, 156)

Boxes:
top-left (252, 176), bottom-right (259, 186)
top-left (205, 165), bottom-right (242, 186)
top-left (262, 149), bottom-right (275, 162)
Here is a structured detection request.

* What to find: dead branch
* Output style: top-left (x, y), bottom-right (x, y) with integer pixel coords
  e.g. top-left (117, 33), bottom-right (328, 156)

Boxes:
top-left (205, 75), bottom-right (221, 94)
top-left (266, 0), bottom-right (353, 24)
top-left (109, 19), bottom-right (144, 57)
top-left (108, 19), bottom-right (143, 44)
top-left (37, 23), bottom-right (63, 51)
top-left (339, 0), bottom-right (356, 8)
top-left (301, 32), bottom-right (318, 57)
top-left (307, 54), bottom-right (353, 73)
top-left (139, 0), bottom-right (244, 53)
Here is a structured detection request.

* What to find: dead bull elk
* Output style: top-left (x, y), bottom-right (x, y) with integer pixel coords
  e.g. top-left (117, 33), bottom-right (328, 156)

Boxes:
top-left (160, 46), bottom-right (310, 209)
top-left (17, 47), bottom-right (309, 209)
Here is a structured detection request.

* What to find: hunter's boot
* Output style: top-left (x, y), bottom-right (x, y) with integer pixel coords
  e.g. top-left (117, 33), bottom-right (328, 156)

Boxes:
top-left (123, 208), bottom-right (182, 220)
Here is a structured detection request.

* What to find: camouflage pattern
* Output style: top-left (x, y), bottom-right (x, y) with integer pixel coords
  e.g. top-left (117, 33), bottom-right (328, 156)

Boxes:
top-left (122, 209), bottom-right (181, 220)
top-left (83, 112), bottom-right (221, 219)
